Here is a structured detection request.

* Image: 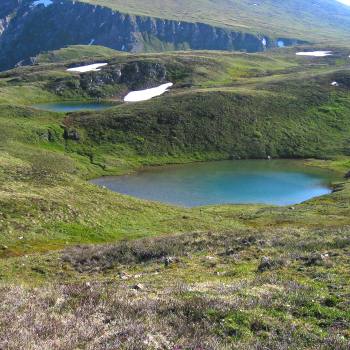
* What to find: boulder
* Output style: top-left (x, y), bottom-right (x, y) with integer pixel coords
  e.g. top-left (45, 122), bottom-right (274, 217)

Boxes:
top-left (118, 271), bottom-right (131, 280)
top-left (64, 129), bottom-right (80, 141)
top-left (163, 256), bottom-right (174, 267)
top-left (258, 256), bottom-right (287, 272)
top-left (258, 256), bottom-right (273, 272)
top-left (132, 283), bottom-right (144, 291)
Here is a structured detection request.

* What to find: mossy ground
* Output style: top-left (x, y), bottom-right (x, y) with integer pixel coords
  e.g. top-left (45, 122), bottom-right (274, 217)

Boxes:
top-left (0, 46), bottom-right (349, 348)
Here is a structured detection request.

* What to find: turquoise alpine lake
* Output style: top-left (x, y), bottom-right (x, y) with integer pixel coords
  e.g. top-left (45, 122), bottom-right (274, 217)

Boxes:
top-left (91, 160), bottom-right (337, 207)
top-left (32, 101), bottom-right (115, 112)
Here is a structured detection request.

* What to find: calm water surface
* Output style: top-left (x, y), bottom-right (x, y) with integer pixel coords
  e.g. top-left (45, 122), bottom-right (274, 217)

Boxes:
top-left (32, 101), bottom-right (115, 113)
top-left (92, 160), bottom-right (336, 207)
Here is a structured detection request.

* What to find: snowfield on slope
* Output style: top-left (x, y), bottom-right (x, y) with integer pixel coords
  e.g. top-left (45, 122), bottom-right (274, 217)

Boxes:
top-left (124, 83), bottom-right (173, 102)
top-left (296, 51), bottom-right (333, 57)
top-left (67, 63), bottom-right (108, 73)
top-left (32, 0), bottom-right (53, 7)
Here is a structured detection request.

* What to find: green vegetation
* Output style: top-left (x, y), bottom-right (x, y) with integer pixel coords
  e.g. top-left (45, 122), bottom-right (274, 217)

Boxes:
top-left (0, 45), bottom-right (349, 348)
top-left (80, 0), bottom-right (350, 43)
top-left (35, 45), bottom-right (122, 64)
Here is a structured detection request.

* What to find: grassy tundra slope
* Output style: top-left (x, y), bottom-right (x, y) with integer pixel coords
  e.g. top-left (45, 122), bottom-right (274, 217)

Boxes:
top-left (0, 45), bottom-right (350, 348)
top-left (34, 45), bottom-right (123, 64)
top-left (81, 0), bottom-right (350, 43)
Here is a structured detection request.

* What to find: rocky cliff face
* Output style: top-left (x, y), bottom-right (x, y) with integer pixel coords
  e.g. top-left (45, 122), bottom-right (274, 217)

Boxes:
top-left (0, 0), bottom-right (304, 71)
top-left (49, 60), bottom-right (169, 98)
top-left (0, 0), bottom-right (19, 36)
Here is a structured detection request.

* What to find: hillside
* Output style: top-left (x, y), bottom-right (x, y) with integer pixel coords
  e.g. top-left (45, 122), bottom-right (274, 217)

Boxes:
top-left (2, 45), bottom-right (350, 175)
top-left (34, 45), bottom-right (123, 64)
top-left (1, 0), bottom-right (350, 70)
top-left (0, 45), bottom-right (350, 348)
top-left (81, 0), bottom-right (350, 41)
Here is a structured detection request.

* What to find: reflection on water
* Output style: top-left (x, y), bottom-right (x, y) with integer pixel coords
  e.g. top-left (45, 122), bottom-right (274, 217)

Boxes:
top-left (91, 160), bottom-right (336, 207)
top-left (32, 101), bottom-right (115, 113)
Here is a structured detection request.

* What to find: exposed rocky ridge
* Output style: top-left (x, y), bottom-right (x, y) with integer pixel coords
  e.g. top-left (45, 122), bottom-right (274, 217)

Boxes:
top-left (0, 0), bottom-right (19, 36)
top-left (0, 0), bottom-right (303, 71)
top-left (49, 60), bottom-right (169, 98)
top-left (0, 0), bottom-right (20, 19)
top-left (0, 18), bottom-right (9, 36)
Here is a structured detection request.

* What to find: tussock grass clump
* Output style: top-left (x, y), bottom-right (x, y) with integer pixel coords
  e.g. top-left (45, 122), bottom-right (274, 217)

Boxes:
top-left (62, 230), bottom-right (267, 272)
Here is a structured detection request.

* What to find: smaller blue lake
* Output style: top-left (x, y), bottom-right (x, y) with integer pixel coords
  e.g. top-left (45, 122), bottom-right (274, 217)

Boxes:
top-left (91, 160), bottom-right (336, 207)
top-left (32, 101), bottom-right (115, 113)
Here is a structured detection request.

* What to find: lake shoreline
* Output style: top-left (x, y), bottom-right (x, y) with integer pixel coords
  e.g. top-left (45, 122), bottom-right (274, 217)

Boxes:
top-left (90, 159), bottom-right (340, 207)
top-left (32, 100), bottom-right (118, 113)
top-left (88, 156), bottom-right (346, 181)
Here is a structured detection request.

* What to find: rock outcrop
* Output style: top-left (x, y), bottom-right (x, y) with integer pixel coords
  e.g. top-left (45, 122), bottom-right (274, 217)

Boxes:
top-left (0, 0), bottom-right (19, 36)
top-left (49, 60), bottom-right (169, 98)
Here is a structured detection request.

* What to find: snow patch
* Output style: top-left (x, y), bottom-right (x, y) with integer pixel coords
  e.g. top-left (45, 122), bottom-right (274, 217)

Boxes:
top-left (124, 83), bottom-right (173, 102)
top-left (67, 63), bottom-right (108, 73)
top-left (32, 0), bottom-right (53, 7)
top-left (331, 81), bottom-right (339, 87)
top-left (88, 38), bottom-right (95, 46)
top-left (296, 51), bottom-right (332, 57)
